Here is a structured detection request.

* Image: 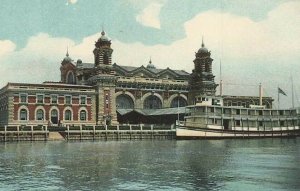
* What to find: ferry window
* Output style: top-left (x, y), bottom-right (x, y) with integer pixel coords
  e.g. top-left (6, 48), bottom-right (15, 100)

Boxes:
top-left (211, 107), bottom-right (214, 112)
top-left (279, 111), bottom-right (284, 115)
top-left (236, 120), bottom-right (240, 126)
top-left (20, 94), bottom-right (27, 103)
top-left (259, 121), bottom-right (263, 127)
top-left (236, 110), bottom-right (240, 115)
top-left (37, 95), bottom-right (44, 104)
top-left (259, 110), bottom-right (263, 115)
top-left (280, 120), bottom-right (284, 126)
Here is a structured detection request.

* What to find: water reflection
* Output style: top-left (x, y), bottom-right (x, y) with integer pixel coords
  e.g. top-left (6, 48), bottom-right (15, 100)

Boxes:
top-left (0, 138), bottom-right (299, 190)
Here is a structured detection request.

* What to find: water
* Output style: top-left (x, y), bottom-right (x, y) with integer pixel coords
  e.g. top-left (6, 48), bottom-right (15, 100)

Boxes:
top-left (0, 138), bottom-right (299, 191)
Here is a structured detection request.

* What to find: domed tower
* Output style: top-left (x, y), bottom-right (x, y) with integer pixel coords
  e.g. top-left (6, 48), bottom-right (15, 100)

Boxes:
top-left (188, 38), bottom-right (218, 104)
top-left (146, 58), bottom-right (156, 69)
top-left (89, 30), bottom-right (118, 125)
top-left (93, 30), bottom-right (113, 67)
top-left (60, 49), bottom-right (76, 84)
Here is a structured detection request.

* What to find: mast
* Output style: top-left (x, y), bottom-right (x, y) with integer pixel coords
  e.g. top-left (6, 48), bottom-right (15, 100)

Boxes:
top-left (219, 60), bottom-right (223, 96)
top-left (291, 76), bottom-right (295, 108)
top-left (259, 83), bottom-right (263, 106)
top-left (278, 85), bottom-right (280, 109)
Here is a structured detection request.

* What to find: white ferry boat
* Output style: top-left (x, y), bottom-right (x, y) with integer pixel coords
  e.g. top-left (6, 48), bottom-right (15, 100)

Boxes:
top-left (176, 96), bottom-right (300, 139)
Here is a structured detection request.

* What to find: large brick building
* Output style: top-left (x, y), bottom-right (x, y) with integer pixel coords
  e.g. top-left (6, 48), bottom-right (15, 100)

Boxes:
top-left (0, 31), bottom-right (273, 126)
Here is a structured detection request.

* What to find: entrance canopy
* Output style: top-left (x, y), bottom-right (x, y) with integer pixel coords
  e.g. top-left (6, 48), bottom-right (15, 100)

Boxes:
top-left (116, 107), bottom-right (190, 124)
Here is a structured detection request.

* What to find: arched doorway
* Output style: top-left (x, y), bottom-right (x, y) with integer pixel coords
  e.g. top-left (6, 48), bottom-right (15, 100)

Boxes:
top-left (116, 94), bottom-right (134, 109)
top-left (51, 109), bottom-right (59, 125)
top-left (144, 95), bottom-right (162, 109)
top-left (170, 96), bottom-right (187, 108)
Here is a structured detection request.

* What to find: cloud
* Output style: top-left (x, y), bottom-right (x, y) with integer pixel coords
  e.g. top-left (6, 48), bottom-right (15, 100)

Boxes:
top-left (136, 2), bottom-right (164, 29)
top-left (0, 40), bottom-right (16, 57)
top-left (66, 0), bottom-right (78, 6)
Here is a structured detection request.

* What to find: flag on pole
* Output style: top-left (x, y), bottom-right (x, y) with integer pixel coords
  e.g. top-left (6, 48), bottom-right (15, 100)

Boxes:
top-left (278, 87), bottom-right (287, 96)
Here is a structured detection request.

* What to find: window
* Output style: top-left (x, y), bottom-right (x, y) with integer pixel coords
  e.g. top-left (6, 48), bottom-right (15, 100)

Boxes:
top-left (236, 120), bottom-right (241, 126)
top-left (50, 109), bottom-right (59, 124)
top-left (258, 110), bottom-right (263, 116)
top-left (280, 120), bottom-right (285, 126)
top-left (37, 94), bottom-right (44, 104)
top-left (80, 96), bottom-right (86, 105)
top-left (65, 110), bottom-right (72, 121)
top-left (236, 109), bottom-right (240, 115)
top-left (20, 94), bottom-right (27, 103)
top-left (65, 95), bottom-right (72, 104)
top-left (279, 111), bottom-right (284, 115)
top-left (51, 95), bottom-right (58, 104)
top-left (80, 110), bottom-right (87, 121)
top-left (36, 109), bottom-right (44, 120)
top-left (20, 109), bottom-right (27, 120)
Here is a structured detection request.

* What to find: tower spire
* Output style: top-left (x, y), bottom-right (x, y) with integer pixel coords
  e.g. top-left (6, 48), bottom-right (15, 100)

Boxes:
top-left (66, 46), bottom-right (69, 57)
top-left (201, 36), bottom-right (205, 48)
top-left (149, 56), bottom-right (152, 64)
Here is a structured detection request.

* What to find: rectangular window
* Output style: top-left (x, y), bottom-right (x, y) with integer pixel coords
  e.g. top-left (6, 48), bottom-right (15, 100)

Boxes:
top-left (80, 96), bottom-right (86, 105)
top-left (51, 95), bottom-right (58, 104)
top-left (37, 94), bottom-right (44, 104)
top-left (65, 95), bottom-right (72, 104)
top-left (20, 94), bottom-right (27, 103)
top-left (236, 120), bottom-right (241, 126)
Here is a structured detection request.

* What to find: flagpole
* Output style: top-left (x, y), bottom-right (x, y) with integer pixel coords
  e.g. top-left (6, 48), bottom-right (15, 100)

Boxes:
top-left (278, 86), bottom-right (280, 109)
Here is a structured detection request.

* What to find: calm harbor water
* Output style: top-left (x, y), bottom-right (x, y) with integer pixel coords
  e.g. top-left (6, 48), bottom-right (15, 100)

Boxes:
top-left (0, 138), bottom-right (299, 191)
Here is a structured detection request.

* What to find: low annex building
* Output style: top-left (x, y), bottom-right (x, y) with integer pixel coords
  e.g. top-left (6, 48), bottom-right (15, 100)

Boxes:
top-left (0, 31), bottom-right (273, 126)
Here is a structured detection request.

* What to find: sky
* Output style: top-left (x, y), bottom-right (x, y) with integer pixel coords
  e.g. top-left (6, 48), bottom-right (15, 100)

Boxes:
top-left (0, 0), bottom-right (299, 108)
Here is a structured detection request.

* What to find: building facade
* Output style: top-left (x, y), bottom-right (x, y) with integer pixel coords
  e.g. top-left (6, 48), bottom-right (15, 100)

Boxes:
top-left (0, 31), bottom-right (273, 126)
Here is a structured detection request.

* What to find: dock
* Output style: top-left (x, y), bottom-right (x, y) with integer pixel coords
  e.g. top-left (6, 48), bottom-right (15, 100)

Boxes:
top-left (0, 124), bottom-right (176, 142)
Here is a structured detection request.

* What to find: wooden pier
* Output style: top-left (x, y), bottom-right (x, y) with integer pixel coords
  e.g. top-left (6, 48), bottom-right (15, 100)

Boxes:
top-left (0, 124), bottom-right (176, 142)
top-left (0, 125), bottom-right (49, 142)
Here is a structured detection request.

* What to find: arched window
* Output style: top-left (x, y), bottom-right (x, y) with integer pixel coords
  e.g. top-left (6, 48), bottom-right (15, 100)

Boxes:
top-left (67, 71), bottom-right (75, 84)
top-left (144, 95), bottom-right (162, 109)
top-left (36, 109), bottom-right (44, 121)
top-left (65, 110), bottom-right (72, 121)
top-left (116, 94), bottom-right (134, 109)
top-left (80, 110), bottom-right (87, 121)
top-left (51, 109), bottom-right (59, 124)
top-left (171, 97), bottom-right (187, 108)
top-left (103, 53), bottom-right (109, 65)
top-left (20, 109), bottom-right (28, 120)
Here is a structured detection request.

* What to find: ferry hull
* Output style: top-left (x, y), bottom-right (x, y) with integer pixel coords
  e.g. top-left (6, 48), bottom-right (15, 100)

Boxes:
top-left (176, 127), bottom-right (300, 139)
